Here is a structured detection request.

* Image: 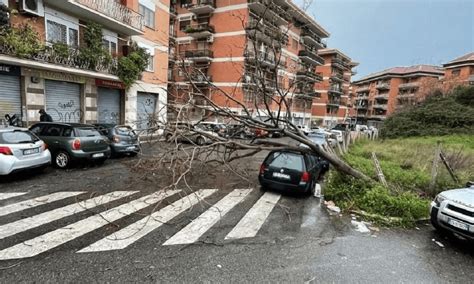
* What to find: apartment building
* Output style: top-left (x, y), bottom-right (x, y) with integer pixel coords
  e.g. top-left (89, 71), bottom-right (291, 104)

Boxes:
top-left (312, 48), bottom-right (357, 127)
top-left (353, 65), bottom-right (443, 127)
top-left (442, 52), bottom-right (474, 90)
top-left (0, 0), bottom-right (169, 129)
top-left (167, 0), bottom-right (329, 126)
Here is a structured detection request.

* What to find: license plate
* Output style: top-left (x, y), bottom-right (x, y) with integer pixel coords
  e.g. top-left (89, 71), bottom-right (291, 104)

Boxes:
top-left (273, 172), bottom-right (290, 180)
top-left (23, 148), bottom-right (40, 155)
top-left (448, 218), bottom-right (469, 231)
top-left (92, 153), bottom-right (105, 158)
top-left (126, 146), bottom-right (136, 151)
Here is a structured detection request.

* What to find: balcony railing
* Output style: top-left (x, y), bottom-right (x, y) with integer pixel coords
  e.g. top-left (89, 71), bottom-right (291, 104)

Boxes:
top-left (245, 50), bottom-right (277, 68)
top-left (248, 0), bottom-right (290, 26)
top-left (398, 82), bottom-right (419, 90)
top-left (330, 72), bottom-right (344, 81)
top-left (331, 57), bottom-right (346, 69)
top-left (374, 94), bottom-right (389, 100)
top-left (182, 50), bottom-right (214, 60)
top-left (246, 18), bottom-right (288, 44)
top-left (328, 86), bottom-right (344, 95)
top-left (296, 70), bottom-right (323, 82)
top-left (184, 23), bottom-right (215, 38)
top-left (371, 114), bottom-right (387, 120)
top-left (300, 28), bottom-right (326, 49)
top-left (298, 50), bottom-right (325, 66)
top-left (187, 0), bottom-right (216, 14)
top-left (73, 0), bottom-right (144, 32)
top-left (327, 100), bottom-right (341, 107)
top-left (398, 93), bottom-right (415, 99)
top-left (0, 42), bottom-right (117, 75)
top-left (373, 104), bottom-right (387, 110)
top-left (356, 86), bottom-right (370, 93)
top-left (376, 82), bottom-right (390, 90)
top-left (190, 73), bottom-right (213, 85)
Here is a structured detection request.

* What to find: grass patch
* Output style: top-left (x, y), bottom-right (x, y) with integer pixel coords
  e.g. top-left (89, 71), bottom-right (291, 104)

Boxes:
top-left (325, 135), bottom-right (474, 226)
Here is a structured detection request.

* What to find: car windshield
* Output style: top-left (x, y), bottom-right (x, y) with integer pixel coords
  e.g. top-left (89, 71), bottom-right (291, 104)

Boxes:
top-left (0, 130), bottom-right (40, 144)
top-left (267, 152), bottom-right (304, 171)
top-left (116, 126), bottom-right (136, 136)
top-left (76, 128), bottom-right (101, 137)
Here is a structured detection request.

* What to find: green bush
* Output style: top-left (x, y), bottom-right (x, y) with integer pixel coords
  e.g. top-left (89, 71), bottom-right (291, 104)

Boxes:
top-left (381, 86), bottom-right (474, 138)
top-left (0, 24), bottom-right (44, 58)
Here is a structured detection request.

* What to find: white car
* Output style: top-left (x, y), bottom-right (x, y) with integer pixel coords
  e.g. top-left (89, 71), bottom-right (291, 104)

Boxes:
top-left (0, 127), bottom-right (51, 175)
top-left (296, 125), bottom-right (311, 135)
top-left (330, 130), bottom-right (344, 143)
top-left (430, 182), bottom-right (474, 240)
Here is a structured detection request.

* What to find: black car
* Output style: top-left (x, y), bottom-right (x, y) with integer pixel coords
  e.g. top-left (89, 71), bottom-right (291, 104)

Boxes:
top-left (29, 122), bottom-right (111, 168)
top-left (258, 149), bottom-right (328, 195)
top-left (94, 124), bottom-right (140, 157)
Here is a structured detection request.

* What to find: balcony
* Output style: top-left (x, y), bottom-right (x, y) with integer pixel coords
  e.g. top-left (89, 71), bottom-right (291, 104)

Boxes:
top-left (245, 50), bottom-right (277, 69)
top-left (296, 70), bottom-right (323, 82)
top-left (298, 50), bottom-right (325, 66)
top-left (248, 0), bottom-right (289, 26)
top-left (398, 93), bottom-right (415, 99)
top-left (184, 23), bottom-right (215, 39)
top-left (242, 75), bottom-right (277, 91)
top-left (327, 100), bottom-right (341, 108)
top-left (373, 104), bottom-right (387, 110)
top-left (187, 0), bottom-right (216, 15)
top-left (190, 74), bottom-right (213, 87)
top-left (356, 104), bottom-right (368, 110)
top-left (371, 114), bottom-right (387, 120)
top-left (328, 86), bottom-right (344, 96)
top-left (331, 58), bottom-right (346, 70)
top-left (300, 28), bottom-right (326, 49)
top-left (182, 50), bottom-right (214, 63)
top-left (246, 18), bottom-right (288, 46)
top-left (376, 82), bottom-right (390, 90)
top-left (44, 0), bottom-right (144, 35)
top-left (356, 86), bottom-right (370, 93)
top-left (330, 72), bottom-right (344, 82)
top-left (398, 82), bottom-right (419, 90)
top-left (374, 94), bottom-right (389, 100)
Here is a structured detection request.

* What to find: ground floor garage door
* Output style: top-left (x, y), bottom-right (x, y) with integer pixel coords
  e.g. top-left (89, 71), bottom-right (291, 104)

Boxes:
top-left (45, 80), bottom-right (81, 123)
top-left (97, 87), bottom-right (121, 124)
top-left (0, 74), bottom-right (21, 124)
top-left (136, 92), bottom-right (157, 131)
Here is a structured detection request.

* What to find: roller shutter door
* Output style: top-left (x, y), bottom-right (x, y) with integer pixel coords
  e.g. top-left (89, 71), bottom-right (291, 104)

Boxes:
top-left (45, 80), bottom-right (81, 123)
top-left (97, 87), bottom-right (121, 124)
top-left (136, 92), bottom-right (157, 131)
top-left (0, 75), bottom-right (21, 121)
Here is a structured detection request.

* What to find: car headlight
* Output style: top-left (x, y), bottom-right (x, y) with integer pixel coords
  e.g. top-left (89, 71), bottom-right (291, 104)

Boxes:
top-left (434, 194), bottom-right (447, 207)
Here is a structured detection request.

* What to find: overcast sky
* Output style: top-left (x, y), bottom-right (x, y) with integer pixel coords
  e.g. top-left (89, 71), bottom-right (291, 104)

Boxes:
top-left (298, 0), bottom-right (474, 79)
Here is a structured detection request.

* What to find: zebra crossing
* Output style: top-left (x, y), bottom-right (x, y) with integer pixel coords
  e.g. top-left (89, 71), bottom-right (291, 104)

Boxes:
top-left (0, 188), bottom-right (285, 261)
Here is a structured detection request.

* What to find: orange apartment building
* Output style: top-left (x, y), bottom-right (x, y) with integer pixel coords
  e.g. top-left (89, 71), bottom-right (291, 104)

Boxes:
top-left (0, 0), bottom-right (169, 130)
top-left (442, 52), bottom-right (474, 90)
top-left (312, 48), bottom-right (357, 127)
top-left (353, 65), bottom-right (443, 128)
top-left (167, 0), bottom-right (329, 127)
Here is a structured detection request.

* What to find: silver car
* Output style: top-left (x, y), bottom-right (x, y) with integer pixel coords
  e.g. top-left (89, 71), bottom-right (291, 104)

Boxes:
top-left (0, 127), bottom-right (51, 175)
top-left (430, 182), bottom-right (474, 240)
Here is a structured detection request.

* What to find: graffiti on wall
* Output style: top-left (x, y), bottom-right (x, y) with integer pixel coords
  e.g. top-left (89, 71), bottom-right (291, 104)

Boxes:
top-left (47, 100), bottom-right (83, 122)
top-left (100, 109), bottom-right (120, 124)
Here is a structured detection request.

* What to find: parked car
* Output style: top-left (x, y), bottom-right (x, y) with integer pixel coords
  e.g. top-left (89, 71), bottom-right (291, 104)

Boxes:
top-left (330, 129), bottom-right (344, 143)
top-left (301, 131), bottom-right (337, 149)
top-left (258, 149), bottom-right (326, 196)
top-left (225, 124), bottom-right (249, 139)
top-left (164, 122), bottom-right (218, 145)
top-left (296, 125), bottom-right (311, 135)
top-left (430, 182), bottom-right (474, 240)
top-left (29, 123), bottom-right (111, 169)
top-left (199, 122), bottom-right (227, 137)
top-left (94, 124), bottom-right (140, 157)
top-left (0, 127), bottom-right (51, 175)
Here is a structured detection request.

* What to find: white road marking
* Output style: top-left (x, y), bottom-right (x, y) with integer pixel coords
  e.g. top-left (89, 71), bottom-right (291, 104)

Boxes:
top-left (0, 192), bottom-right (28, 201)
top-left (163, 188), bottom-right (253, 246)
top-left (225, 192), bottom-right (281, 240)
top-left (0, 190), bottom-right (180, 260)
top-left (78, 189), bottom-right (218, 253)
top-left (0, 191), bottom-right (84, 217)
top-left (0, 191), bottom-right (138, 240)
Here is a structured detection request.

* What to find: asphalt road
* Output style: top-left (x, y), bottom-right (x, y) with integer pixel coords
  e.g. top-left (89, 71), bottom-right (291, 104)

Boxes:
top-left (0, 144), bottom-right (473, 283)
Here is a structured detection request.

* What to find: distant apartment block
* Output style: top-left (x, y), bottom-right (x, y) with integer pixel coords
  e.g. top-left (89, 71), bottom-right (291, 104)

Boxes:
top-left (353, 65), bottom-right (443, 127)
top-left (168, 0), bottom-right (329, 126)
top-left (312, 48), bottom-right (358, 127)
top-left (442, 52), bottom-right (474, 89)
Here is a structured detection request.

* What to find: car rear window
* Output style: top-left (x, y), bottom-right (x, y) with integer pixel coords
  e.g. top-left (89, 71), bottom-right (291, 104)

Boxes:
top-left (116, 126), bottom-right (136, 136)
top-left (0, 131), bottom-right (39, 144)
top-left (76, 128), bottom-right (101, 137)
top-left (266, 152), bottom-right (304, 171)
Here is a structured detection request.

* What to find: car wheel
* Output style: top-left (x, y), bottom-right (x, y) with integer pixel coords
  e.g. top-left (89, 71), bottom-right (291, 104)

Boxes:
top-left (196, 136), bottom-right (205, 146)
top-left (54, 151), bottom-right (70, 169)
top-left (129, 151), bottom-right (138, 157)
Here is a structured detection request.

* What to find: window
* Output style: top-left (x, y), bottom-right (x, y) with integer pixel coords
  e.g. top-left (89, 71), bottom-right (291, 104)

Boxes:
top-left (266, 152), bottom-right (304, 171)
top-left (139, 4), bottom-right (155, 29)
top-left (180, 20), bottom-right (190, 31)
top-left (102, 39), bottom-right (118, 54)
top-left (470, 67), bottom-right (474, 75)
top-left (0, 131), bottom-right (39, 144)
top-left (45, 10), bottom-right (79, 47)
top-left (452, 69), bottom-right (461, 77)
top-left (44, 126), bottom-right (63, 137)
top-left (146, 55), bottom-right (154, 72)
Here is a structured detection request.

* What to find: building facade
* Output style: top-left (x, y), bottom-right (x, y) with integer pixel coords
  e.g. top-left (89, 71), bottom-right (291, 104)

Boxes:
top-left (353, 65), bottom-right (443, 128)
top-left (312, 48), bottom-right (357, 127)
top-left (0, 0), bottom-right (169, 130)
top-left (442, 52), bottom-right (474, 90)
top-left (167, 0), bottom-right (329, 127)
